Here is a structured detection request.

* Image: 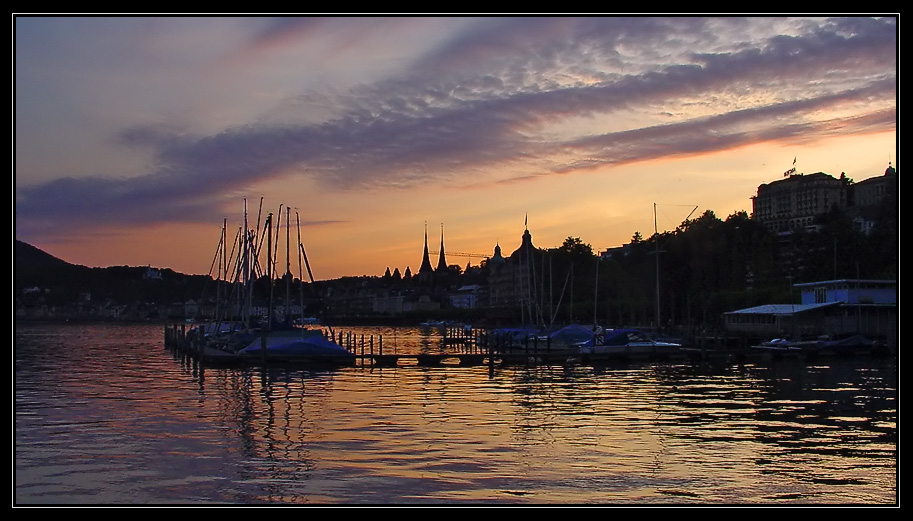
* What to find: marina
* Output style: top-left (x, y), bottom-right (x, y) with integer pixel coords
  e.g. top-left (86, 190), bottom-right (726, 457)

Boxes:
top-left (164, 322), bottom-right (893, 369)
top-left (149, 195), bottom-right (895, 374)
top-left (14, 16), bottom-right (898, 506)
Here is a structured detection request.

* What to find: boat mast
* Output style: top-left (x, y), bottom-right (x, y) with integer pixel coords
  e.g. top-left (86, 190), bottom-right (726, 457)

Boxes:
top-left (297, 210), bottom-right (334, 338)
top-left (272, 204), bottom-right (283, 321)
top-left (215, 218), bottom-right (226, 323)
top-left (286, 205), bottom-right (291, 321)
top-left (653, 203), bottom-right (697, 332)
top-left (593, 255), bottom-right (599, 327)
top-left (525, 215), bottom-right (531, 326)
top-left (654, 203), bottom-right (660, 331)
top-left (296, 210), bottom-right (305, 325)
top-left (266, 212), bottom-right (273, 331)
top-left (243, 199), bottom-right (250, 327)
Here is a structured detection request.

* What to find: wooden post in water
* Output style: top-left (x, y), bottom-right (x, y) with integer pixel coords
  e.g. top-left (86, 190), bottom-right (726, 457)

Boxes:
top-left (488, 330), bottom-right (493, 370)
top-left (260, 330), bottom-right (267, 364)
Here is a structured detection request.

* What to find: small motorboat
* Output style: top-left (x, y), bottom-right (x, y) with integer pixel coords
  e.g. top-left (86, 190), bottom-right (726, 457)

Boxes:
top-left (558, 328), bottom-right (684, 357)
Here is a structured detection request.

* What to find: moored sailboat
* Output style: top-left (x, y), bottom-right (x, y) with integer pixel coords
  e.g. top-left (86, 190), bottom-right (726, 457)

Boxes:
top-left (189, 198), bottom-right (353, 364)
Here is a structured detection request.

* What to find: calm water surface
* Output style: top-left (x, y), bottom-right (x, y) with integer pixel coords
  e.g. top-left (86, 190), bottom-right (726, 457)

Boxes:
top-left (14, 322), bottom-right (897, 505)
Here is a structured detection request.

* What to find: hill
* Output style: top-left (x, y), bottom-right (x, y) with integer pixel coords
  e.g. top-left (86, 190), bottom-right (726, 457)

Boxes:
top-left (15, 240), bottom-right (213, 312)
top-left (15, 240), bottom-right (93, 289)
top-left (15, 239), bottom-right (76, 269)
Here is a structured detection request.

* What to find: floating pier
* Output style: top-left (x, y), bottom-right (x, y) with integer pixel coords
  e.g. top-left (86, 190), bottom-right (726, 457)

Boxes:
top-left (165, 323), bottom-right (889, 370)
top-left (163, 324), bottom-right (734, 369)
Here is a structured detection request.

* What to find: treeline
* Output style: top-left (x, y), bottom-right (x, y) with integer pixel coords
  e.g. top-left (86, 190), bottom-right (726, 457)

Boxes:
top-left (530, 203), bottom-right (896, 331)
top-left (15, 240), bottom-right (213, 310)
top-left (15, 197), bottom-right (897, 328)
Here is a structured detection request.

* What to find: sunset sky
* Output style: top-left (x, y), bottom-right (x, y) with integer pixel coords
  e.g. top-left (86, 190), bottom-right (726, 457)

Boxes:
top-left (14, 16), bottom-right (897, 280)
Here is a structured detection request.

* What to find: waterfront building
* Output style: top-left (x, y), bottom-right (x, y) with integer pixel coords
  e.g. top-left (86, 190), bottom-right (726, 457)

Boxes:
top-left (751, 171), bottom-right (849, 233)
top-left (751, 163), bottom-right (897, 234)
top-left (450, 284), bottom-right (482, 309)
top-left (853, 163), bottom-right (897, 207)
top-left (723, 279), bottom-right (896, 350)
top-left (849, 163), bottom-right (898, 234)
top-left (486, 227), bottom-right (544, 324)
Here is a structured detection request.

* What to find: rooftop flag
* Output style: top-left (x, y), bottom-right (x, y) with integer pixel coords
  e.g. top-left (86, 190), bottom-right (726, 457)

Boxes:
top-left (784, 157), bottom-right (797, 176)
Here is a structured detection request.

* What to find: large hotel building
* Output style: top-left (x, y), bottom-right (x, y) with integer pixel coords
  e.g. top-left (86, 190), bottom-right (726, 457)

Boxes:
top-left (751, 163), bottom-right (896, 233)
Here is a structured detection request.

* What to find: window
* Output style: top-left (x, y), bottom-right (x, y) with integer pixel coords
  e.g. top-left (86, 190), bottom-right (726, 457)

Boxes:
top-left (814, 287), bottom-right (827, 303)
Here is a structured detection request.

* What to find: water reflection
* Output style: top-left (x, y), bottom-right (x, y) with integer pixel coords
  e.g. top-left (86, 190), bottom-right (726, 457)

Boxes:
top-left (15, 322), bottom-right (896, 504)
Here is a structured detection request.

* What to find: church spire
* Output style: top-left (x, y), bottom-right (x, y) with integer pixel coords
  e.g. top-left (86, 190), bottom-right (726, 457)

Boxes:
top-left (418, 222), bottom-right (434, 275)
top-left (436, 223), bottom-right (448, 271)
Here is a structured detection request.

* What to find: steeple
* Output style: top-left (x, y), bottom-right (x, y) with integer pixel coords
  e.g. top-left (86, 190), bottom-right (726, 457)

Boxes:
top-left (418, 222), bottom-right (434, 275)
top-left (489, 242), bottom-right (505, 267)
top-left (436, 223), bottom-right (448, 272)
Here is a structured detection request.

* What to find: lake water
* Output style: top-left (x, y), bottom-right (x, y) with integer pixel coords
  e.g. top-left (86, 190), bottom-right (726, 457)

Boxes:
top-left (14, 322), bottom-right (897, 506)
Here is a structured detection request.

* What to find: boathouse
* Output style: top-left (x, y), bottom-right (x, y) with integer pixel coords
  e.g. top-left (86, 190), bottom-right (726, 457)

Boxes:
top-left (722, 279), bottom-right (897, 349)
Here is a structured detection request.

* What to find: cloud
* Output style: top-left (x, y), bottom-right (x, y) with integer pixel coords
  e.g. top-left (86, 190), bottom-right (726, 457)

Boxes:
top-left (15, 16), bottom-right (897, 241)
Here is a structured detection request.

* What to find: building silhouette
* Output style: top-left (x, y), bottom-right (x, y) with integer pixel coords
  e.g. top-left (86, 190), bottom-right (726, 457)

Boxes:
top-left (751, 163), bottom-right (897, 234)
top-left (751, 171), bottom-right (850, 232)
top-left (417, 222), bottom-right (435, 282)
top-left (436, 224), bottom-right (448, 272)
top-left (486, 226), bottom-right (543, 324)
top-left (416, 222), bottom-right (451, 285)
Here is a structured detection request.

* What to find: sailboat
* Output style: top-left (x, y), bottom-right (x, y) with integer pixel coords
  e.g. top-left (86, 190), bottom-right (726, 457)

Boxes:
top-left (652, 202), bottom-right (698, 332)
top-left (191, 199), bottom-right (353, 364)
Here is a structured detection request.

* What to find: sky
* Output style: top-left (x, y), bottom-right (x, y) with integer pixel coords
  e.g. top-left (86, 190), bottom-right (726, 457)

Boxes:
top-left (14, 16), bottom-right (897, 280)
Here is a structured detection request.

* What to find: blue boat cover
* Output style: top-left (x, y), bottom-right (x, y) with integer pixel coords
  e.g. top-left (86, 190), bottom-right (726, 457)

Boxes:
top-left (239, 334), bottom-right (353, 356)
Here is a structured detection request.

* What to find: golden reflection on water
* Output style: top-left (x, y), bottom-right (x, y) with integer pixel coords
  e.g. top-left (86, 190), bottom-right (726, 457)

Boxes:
top-left (15, 323), bottom-right (896, 505)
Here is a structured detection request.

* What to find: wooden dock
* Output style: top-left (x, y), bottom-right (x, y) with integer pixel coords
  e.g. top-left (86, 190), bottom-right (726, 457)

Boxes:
top-left (163, 323), bottom-right (725, 368)
top-left (165, 324), bottom-right (887, 369)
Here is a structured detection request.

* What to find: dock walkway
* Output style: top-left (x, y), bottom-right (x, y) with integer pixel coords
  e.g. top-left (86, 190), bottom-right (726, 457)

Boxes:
top-left (163, 323), bottom-right (719, 368)
top-left (164, 324), bottom-right (888, 369)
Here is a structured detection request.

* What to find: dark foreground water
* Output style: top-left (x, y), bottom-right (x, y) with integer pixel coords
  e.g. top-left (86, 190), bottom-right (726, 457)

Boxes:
top-left (14, 322), bottom-right (897, 505)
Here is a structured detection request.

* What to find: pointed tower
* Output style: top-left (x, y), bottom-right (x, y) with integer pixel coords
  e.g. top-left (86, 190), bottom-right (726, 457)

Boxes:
top-left (436, 223), bottom-right (448, 272)
top-left (418, 222), bottom-right (434, 277)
